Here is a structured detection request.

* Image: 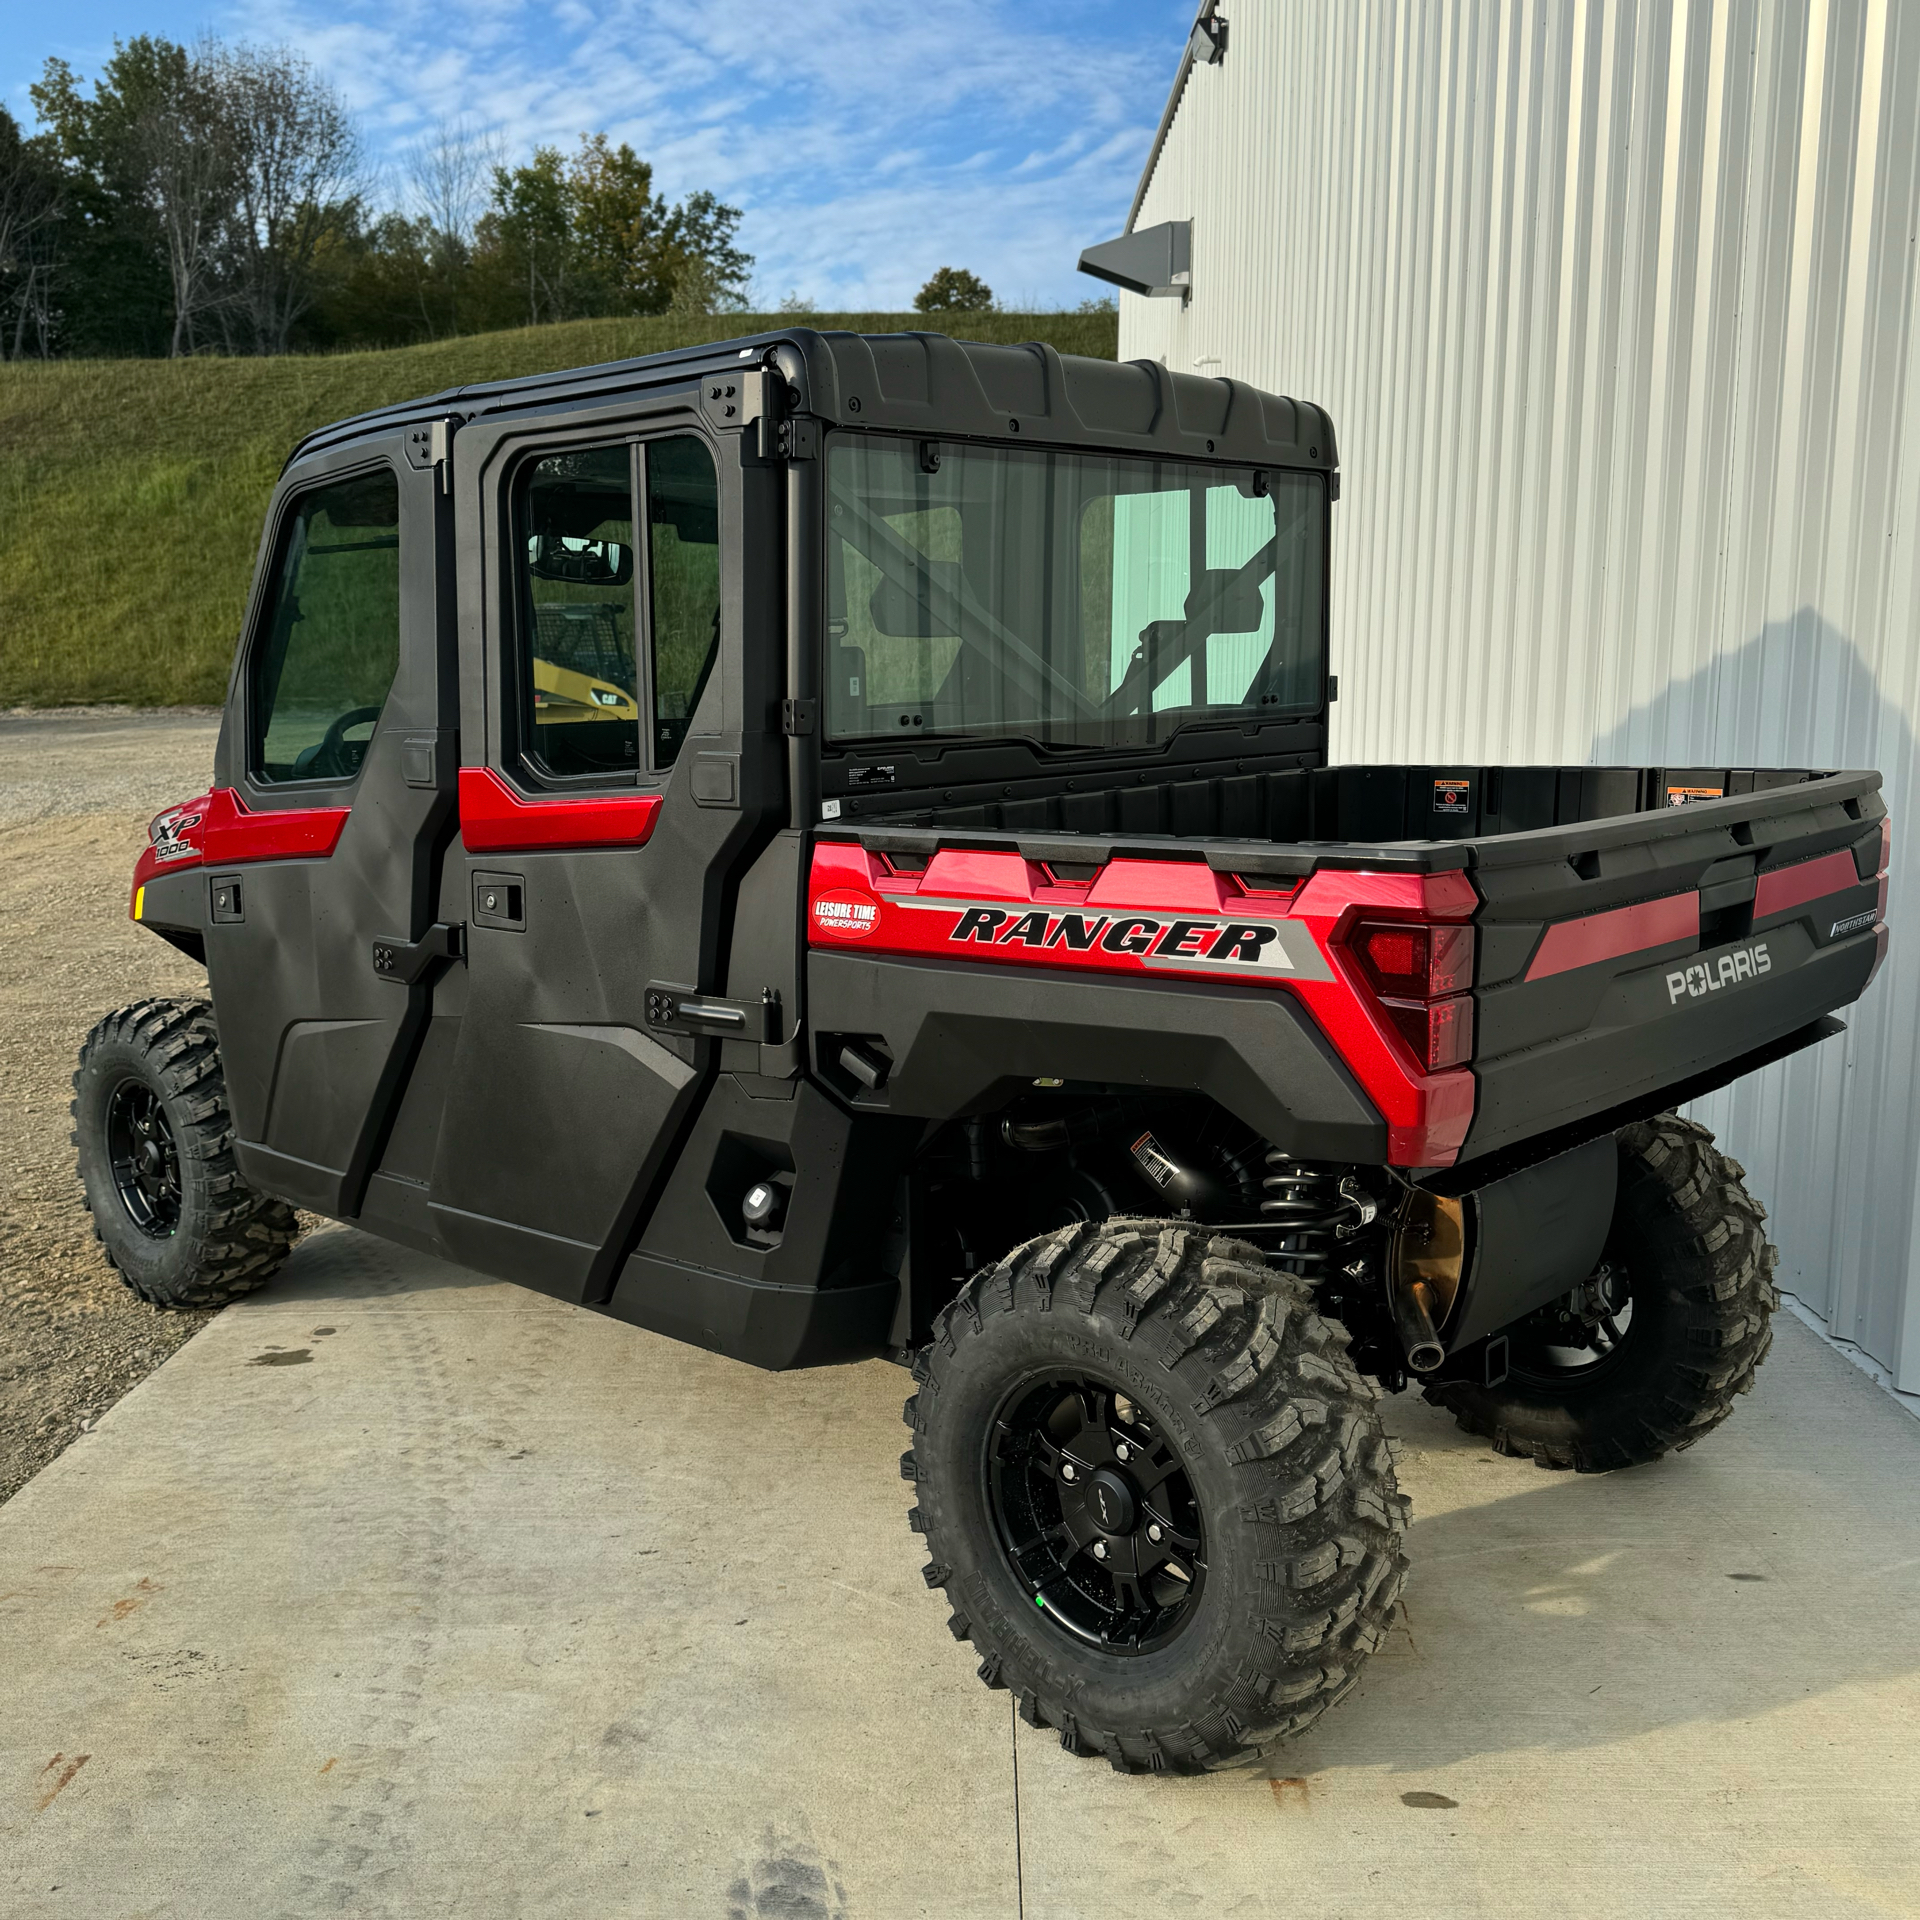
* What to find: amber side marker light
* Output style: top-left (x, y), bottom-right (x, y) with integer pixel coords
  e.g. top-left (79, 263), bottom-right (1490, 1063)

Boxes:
top-left (1349, 920), bottom-right (1477, 1070)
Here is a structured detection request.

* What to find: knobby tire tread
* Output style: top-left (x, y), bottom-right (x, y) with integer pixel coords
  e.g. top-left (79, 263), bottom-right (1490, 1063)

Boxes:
top-left (903, 1219), bottom-right (1409, 1775)
top-left (1422, 1113), bottom-right (1780, 1473)
top-left (72, 997), bottom-right (297, 1309)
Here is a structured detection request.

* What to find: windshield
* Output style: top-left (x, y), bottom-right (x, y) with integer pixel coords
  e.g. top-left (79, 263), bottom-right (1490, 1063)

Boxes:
top-left (824, 433), bottom-right (1325, 750)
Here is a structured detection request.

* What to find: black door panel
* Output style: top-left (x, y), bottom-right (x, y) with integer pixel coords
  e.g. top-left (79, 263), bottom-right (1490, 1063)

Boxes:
top-left (419, 400), bottom-right (785, 1302)
top-left (205, 433), bottom-right (457, 1218)
top-left (428, 1013), bottom-right (699, 1300)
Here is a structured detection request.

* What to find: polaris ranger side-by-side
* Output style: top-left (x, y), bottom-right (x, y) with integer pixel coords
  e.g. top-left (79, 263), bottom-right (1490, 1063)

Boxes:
top-left (78, 332), bottom-right (1889, 1773)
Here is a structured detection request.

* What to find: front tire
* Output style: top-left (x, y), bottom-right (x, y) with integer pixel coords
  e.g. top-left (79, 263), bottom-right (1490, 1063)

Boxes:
top-left (903, 1221), bottom-right (1409, 1774)
top-left (72, 998), bottom-right (297, 1309)
top-left (1425, 1114), bottom-right (1779, 1472)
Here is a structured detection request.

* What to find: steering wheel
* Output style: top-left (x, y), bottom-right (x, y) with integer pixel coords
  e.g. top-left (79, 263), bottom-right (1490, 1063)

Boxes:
top-left (294, 705), bottom-right (382, 780)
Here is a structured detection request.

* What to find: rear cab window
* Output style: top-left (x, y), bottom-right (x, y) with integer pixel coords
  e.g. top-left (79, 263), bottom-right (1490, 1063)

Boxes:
top-left (824, 435), bottom-right (1325, 750)
top-left (251, 468), bottom-right (401, 785)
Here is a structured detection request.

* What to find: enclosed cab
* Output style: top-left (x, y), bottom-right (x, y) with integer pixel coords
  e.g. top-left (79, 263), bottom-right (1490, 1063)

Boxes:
top-left (78, 331), bottom-right (1888, 1774)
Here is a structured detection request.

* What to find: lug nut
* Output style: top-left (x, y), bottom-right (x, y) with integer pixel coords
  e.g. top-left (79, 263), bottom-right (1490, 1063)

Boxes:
top-left (1061, 1464), bottom-right (1076, 1481)
top-left (1092, 1541), bottom-right (1108, 1559)
top-left (1147, 1524), bottom-right (1163, 1543)
top-left (1115, 1443), bottom-right (1131, 1462)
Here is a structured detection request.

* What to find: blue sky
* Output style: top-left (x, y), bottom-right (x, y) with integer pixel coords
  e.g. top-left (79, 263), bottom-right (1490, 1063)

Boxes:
top-left (1, 1), bottom-right (1188, 309)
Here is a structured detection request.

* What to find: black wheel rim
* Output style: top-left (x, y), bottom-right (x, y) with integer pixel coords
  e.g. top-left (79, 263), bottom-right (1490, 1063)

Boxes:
top-left (105, 1078), bottom-right (181, 1238)
top-left (1508, 1262), bottom-right (1636, 1385)
top-left (986, 1372), bottom-right (1206, 1655)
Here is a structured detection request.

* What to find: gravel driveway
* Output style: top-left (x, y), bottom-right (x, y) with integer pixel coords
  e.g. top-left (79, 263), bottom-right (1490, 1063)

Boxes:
top-left (0, 710), bottom-right (223, 1501)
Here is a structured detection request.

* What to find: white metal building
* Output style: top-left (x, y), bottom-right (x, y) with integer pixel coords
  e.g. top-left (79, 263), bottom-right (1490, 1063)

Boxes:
top-left (1092, 0), bottom-right (1920, 1404)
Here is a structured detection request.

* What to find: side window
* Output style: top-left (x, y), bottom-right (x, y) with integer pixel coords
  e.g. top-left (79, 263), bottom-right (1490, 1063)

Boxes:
top-left (519, 446), bottom-right (640, 781)
top-left (646, 435), bottom-right (720, 767)
top-left (252, 469), bottom-right (400, 784)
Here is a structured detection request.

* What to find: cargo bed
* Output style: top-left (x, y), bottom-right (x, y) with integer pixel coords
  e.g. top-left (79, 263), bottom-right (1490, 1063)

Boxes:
top-left (819, 764), bottom-right (1889, 1179)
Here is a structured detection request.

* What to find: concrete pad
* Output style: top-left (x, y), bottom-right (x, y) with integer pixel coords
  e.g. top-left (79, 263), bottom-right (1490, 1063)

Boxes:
top-left (1, 1228), bottom-right (1015, 1919)
top-left (4, 1227), bottom-right (1918, 1919)
top-left (1018, 1322), bottom-right (1920, 1920)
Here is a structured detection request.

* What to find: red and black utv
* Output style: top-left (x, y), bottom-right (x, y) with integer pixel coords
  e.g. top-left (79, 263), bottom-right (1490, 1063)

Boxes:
top-left (76, 330), bottom-right (1888, 1772)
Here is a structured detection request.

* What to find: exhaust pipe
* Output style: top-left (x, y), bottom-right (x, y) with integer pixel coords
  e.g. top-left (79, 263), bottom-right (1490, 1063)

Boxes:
top-left (1393, 1277), bottom-right (1446, 1373)
top-left (1390, 1190), bottom-right (1466, 1374)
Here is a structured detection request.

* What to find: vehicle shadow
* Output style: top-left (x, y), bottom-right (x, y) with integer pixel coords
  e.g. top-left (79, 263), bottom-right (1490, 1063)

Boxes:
top-left (225, 1219), bottom-right (548, 1310)
top-left (1278, 1329), bottom-right (1920, 1776)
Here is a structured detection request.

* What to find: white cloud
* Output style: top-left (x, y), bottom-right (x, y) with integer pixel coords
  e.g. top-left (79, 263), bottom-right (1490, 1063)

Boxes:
top-left (211, 0), bottom-right (1180, 306)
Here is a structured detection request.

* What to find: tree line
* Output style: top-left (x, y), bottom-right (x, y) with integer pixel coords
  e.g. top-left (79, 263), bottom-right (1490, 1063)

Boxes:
top-left (0, 36), bottom-right (753, 360)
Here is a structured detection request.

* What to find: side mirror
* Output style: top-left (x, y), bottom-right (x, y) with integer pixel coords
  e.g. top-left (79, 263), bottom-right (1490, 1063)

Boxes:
top-left (528, 532), bottom-right (634, 587)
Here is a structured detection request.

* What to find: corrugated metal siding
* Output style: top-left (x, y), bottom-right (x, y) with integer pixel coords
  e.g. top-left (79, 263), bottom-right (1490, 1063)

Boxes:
top-left (1124, 0), bottom-right (1920, 1394)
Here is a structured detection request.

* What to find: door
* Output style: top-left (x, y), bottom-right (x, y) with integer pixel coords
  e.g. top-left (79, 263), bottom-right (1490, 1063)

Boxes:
top-left (203, 430), bottom-right (457, 1217)
top-left (418, 402), bottom-right (784, 1302)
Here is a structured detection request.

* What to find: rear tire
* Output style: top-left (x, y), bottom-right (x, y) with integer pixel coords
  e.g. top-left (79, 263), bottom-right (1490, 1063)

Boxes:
top-left (1424, 1114), bottom-right (1778, 1472)
top-left (903, 1220), bottom-right (1409, 1774)
top-left (72, 998), bottom-right (297, 1309)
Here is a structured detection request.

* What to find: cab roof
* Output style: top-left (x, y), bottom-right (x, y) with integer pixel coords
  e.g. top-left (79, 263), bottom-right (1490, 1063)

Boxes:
top-left (286, 328), bottom-right (1337, 476)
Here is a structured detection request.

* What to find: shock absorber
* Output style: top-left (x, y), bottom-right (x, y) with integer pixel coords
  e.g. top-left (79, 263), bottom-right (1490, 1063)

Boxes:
top-left (1261, 1152), bottom-right (1377, 1275)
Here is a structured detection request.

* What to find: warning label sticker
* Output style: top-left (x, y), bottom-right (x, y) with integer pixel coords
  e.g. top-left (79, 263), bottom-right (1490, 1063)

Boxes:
top-left (1666, 785), bottom-right (1725, 807)
top-left (1433, 778), bottom-right (1471, 815)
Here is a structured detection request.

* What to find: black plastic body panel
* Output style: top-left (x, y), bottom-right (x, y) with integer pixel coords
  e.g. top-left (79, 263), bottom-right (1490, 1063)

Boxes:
top-left (605, 1074), bottom-right (913, 1368)
top-left (807, 949), bottom-right (1387, 1161)
top-left (1449, 1136), bottom-right (1618, 1349)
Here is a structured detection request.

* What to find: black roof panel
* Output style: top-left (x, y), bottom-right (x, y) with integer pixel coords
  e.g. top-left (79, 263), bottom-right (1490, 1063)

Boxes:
top-left (286, 327), bottom-right (1336, 473)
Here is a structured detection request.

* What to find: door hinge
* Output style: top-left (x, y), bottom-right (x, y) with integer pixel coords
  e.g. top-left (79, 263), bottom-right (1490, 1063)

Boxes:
top-left (757, 415), bottom-right (820, 462)
top-left (701, 366), bottom-right (771, 431)
top-left (405, 415), bottom-right (461, 491)
top-left (782, 697), bottom-right (818, 736)
top-left (371, 922), bottom-right (465, 985)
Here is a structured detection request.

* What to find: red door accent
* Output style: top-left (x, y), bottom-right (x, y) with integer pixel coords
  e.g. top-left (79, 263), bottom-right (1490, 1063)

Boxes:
top-left (200, 786), bottom-right (352, 863)
top-left (458, 765), bottom-right (662, 854)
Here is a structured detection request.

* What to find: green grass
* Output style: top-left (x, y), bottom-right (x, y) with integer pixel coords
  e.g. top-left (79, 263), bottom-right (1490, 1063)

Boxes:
top-left (0, 309), bottom-right (1119, 707)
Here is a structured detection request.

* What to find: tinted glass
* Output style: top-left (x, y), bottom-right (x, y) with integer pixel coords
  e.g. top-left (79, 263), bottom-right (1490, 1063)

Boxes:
top-left (647, 435), bottom-right (721, 767)
top-left (825, 436), bottom-right (1324, 749)
top-left (520, 446), bottom-right (640, 779)
top-left (253, 469), bottom-right (400, 783)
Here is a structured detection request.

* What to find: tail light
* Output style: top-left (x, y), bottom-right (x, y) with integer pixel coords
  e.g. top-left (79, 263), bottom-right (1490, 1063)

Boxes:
top-left (1348, 918), bottom-right (1477, 1070)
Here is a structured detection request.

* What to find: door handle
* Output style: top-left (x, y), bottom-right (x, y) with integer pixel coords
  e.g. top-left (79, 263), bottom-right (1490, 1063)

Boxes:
top-left (371, 923), bottom-right (466, 985)
top-left (645, 983), bottom-right (780, 1041)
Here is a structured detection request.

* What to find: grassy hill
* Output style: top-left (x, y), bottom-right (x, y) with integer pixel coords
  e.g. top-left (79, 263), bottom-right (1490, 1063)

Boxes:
top-left (0, 310), bottom-right (1118, 707)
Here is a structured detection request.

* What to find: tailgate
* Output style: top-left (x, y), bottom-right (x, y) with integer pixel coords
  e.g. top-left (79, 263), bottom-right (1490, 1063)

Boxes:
top-left (1461, 772), bottom-right (1888, 1165)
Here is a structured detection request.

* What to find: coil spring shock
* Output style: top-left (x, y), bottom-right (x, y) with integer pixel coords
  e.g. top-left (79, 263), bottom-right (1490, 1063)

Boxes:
top-left (1261, 1152), bottom-right (1375, 1275)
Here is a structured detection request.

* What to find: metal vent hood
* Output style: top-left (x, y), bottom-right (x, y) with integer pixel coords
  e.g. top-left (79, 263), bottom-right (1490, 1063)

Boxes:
top-left (1076, 220), bottom-right (1191, 301)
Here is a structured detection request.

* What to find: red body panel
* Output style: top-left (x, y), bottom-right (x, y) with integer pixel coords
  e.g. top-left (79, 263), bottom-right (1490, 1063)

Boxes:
top-left (130, 788), bottom-right (350, 912)
top-left (808, 842), bottom-right (1478, 1166)
top-left (1525, 893), bottom-right (1699, 982)
top-left (1753, 848), bottom-right (1861, 921)
top-left (458, 766), bottom-right (662, 854)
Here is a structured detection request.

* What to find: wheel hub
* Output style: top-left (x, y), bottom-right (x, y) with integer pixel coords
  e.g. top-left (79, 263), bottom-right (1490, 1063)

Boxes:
top-left (986, 1372), bottom-right (1206, 1655)
top-left (105, 1078), bottom-right (181, 1238)
top-left (1084, 1466), bottom-right (1137, 1535)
